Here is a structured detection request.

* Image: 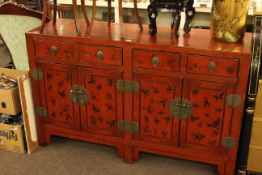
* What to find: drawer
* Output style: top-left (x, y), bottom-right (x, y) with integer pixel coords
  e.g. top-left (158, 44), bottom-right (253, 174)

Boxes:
top-left (186, 54), bottom-right (239, 78)
top-left (34, 40), bottom-right (75, 61)
top-left (79, 45), bottom-right (122, 66)
top-left (250, 119), bottom-right (262, 146)
top-left (133, 49), bottom-right (180, 71)
top-left (248, 146), bottom-right (262, 172)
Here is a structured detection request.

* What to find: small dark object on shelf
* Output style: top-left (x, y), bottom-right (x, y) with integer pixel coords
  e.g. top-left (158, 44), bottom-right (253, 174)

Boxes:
top-left (148, 0), bottom-right (195, 37)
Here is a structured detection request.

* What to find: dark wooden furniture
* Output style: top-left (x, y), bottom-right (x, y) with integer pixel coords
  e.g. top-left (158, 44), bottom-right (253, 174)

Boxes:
top-left (236, 15), bottom-right (262, 175)
top-left (26, 19), bottom-right (252, 175)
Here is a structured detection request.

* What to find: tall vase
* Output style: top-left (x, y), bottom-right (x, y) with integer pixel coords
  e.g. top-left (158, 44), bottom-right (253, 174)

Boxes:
top-left (210, 0), bottom-right (250, 42)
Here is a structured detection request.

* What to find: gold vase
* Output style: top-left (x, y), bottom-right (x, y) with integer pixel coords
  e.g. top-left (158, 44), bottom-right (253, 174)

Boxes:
top-left (210, 0), bottom-right (250, 42)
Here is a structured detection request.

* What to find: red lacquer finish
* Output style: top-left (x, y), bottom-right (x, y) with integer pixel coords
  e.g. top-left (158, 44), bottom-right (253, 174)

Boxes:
top-left (26, 19), bottom-right (252, 175)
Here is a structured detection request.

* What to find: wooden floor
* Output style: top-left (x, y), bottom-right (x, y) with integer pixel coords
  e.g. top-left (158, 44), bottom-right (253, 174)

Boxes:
top-left (0, 136), bottom-right (217, 175)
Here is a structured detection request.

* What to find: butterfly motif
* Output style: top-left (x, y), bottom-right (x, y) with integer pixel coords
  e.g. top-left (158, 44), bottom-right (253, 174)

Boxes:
top-left (166, 85), bottom-right (173, 92)
top-left (141, 89), bottom-right (150, 96)
top-left (207, 118), bottom-right (220, 128)
top-left (154, 117), bottom-right (160, 125)
top-left (58, 81), bottom-right (64, 88)
top-left (158, 99), bottom-right (167, 108)
top-left (204, 98), bottom-right (210, 108)
top-left (96, 83), bottom-right (102, 90)
top-left (58, 91), bottom-right (66, 98)
top-left (46, 73), bottom-right (53, 80)
top-left (191, 115), bottom-right (200, 122)
top-left (164, 116), bottom-right (171, 123)
top-left (213, 93), bottom-right (224, 100)
top-left (92, 105), bottom-right (100, 113)
top-left (105, 93), bottom-right (112, 100)
top-left (144, 116), bottom-right (149, 123)
top-left (192, 89), bottom-right (199, 94)
top-left (88, 76), bottom-right (95, 84)
top-left (107, 79), bottom-right (114, 86)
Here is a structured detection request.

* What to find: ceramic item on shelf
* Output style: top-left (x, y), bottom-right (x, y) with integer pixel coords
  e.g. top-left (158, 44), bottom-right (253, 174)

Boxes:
top-left (210, 0), bottom-right (250, 42)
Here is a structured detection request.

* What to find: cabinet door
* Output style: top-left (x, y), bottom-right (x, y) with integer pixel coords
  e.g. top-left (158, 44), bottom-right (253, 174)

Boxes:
top-left (132, 74), bottom-right (181, 145)
top-left (36, 63), bottom-right (80, 129)
top-left (79, 68), bottom-right (123, 136)
top-left (180, 79), bottom-right (236, 153)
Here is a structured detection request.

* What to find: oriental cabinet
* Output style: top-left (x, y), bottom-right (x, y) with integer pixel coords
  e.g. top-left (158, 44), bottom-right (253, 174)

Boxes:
top-left (26, 19), bottom-right (252, 175)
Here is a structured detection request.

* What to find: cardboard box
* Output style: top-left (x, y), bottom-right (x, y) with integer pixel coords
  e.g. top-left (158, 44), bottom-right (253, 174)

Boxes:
top-left (0, 122), bottom-right (25, 154)
top-left (0, 68), bottom-right (39, 154)
top-left (0, 85), bottom-right (21, 115)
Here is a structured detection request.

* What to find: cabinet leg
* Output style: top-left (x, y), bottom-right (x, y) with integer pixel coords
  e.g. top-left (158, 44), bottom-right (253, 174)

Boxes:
top-left (217, 163), bottom-right (225, 175)
top-left (133, 149), bottom-right (140, 161)
top-left (117, 146), bottom-right (124, 159)
top-left (124, 146), bottom-right (134, 163)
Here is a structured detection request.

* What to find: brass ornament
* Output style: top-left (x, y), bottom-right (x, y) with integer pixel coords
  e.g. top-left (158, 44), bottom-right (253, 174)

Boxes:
top-left (37, 106), bottom-right (47, 117)
top-left (69, 85), bottom-right (88, 105)
top-left (221, 137), bottom-right (235, 148)
top-left (226, 94), bottom-right (242, 107)
top-left (116, 80), bottom-right (140, 93)
top-left (32, 70), bottom-right (43, 81)
top-left (210, 0), bottom-right (249, 42)
top-left (170, 98), bottom-right (192, 119)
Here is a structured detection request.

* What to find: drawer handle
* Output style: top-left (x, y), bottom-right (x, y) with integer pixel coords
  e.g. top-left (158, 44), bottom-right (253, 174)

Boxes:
top-left (208, 62), bottom-right (216, 73)
top-left (151, 56), bottom-right (160, 67)
top-left (48, 46), bottom-right (57, 55)
top-left (96, 50), bottom-right (104, 62)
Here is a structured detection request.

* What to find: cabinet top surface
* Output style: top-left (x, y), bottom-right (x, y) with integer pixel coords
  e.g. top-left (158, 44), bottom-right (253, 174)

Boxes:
top-left (28, 19), bottom-right (252, 55)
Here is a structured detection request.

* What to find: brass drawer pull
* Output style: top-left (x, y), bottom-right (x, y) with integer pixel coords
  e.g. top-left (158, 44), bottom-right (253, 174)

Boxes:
top-left (151, 56), bottom-right (160, 67)
top-left (96, 50), bottom-right (104, 62)
top-left (48, 46), bottom-right (58, 55)
top-left (208, 62), bottom-right (216, 73)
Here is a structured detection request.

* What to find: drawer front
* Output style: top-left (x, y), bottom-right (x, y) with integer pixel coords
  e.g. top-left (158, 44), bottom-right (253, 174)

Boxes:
top-left (248, 147), bottom-right (262, 172)
top-left (250, 120), bottom-right (262, 146)
top-left (79, 45), bottom-right (122, 66)
top-left (133, 49), bottom-right (180, 71)
top-left (186, 54), bottom-right (239, 78)
top-left (35, 40), bottom-right (75, 61)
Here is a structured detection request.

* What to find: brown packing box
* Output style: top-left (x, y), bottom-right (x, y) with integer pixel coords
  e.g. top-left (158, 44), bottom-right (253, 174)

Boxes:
top-left (0, 86), bottom-right (21, 115)
top-left (0, 68), bottom-right (39, 154)
top-left (0, 122), bottom-right (25, 154)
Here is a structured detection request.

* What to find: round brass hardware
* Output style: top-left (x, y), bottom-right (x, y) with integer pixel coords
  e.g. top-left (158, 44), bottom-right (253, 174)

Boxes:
top-left (208, 62), bottom-right (216, 73)
top-left (96, 50), bottom-right (104, 62)
top-left (48, 46), bottom-right (57, 55)
top-left (151, 56), bottom-right (160, 67)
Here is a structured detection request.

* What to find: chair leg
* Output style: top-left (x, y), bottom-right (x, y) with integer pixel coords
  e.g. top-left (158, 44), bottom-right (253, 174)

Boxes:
top-left (81, 0), bottom-right (90, 26)
top-left (53, 0), bottom-right (57, 24)
top-left (133, 0), bottom-right (143, 31)
top-left (40, 0), bottom-right (48, 33)
top-left (108, 0), bottom-right (111, 27)
top-left (87, 0), bottom-right (96, 34)
top-left (72, 0), bottom-right (81, 35)
top-left (118, 0), bottom-right (124, 39)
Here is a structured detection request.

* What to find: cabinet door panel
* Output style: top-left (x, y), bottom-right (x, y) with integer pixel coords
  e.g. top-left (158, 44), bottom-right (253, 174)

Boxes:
top-left (132, 74), bottom-right (181, 145)
top-left (79, 68), bottom-right (123, 136)
top-left (180, 79), bottom-right (235, 153)
top-left (37, 63), bottom-right (80, 129)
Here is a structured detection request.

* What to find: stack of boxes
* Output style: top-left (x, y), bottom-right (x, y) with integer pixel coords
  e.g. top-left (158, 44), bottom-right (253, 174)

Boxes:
top-left (0, 69), bottom-right (25, 154)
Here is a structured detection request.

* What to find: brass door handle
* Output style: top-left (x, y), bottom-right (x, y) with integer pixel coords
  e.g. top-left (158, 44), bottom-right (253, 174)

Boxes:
top-left (48, 46), bottom-right (58, 55)
top-left (208, 62), bottom-right (216, 73)
top-left (96, 50), bottom-right (104, 62)
top-left (151, 56), bottom-right (160, 67)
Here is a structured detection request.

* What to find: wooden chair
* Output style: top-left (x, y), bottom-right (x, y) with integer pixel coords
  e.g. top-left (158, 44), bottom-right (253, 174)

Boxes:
top-left (88, 0), bottom-right (143, 38)
top-left (41, 0), bottom-right (90, 35)
top-left (47, 1), bottom-right (73, 19)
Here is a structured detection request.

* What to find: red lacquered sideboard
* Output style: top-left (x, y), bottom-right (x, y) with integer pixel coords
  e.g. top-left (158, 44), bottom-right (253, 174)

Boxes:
top-left (26, 19), bottom-right (252, 175)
